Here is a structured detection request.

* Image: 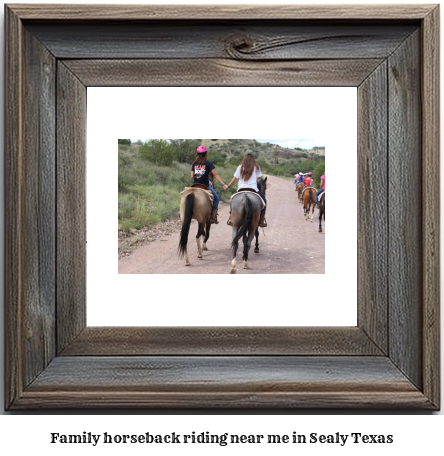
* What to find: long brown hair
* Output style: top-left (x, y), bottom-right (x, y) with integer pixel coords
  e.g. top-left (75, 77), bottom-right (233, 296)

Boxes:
top-left (192, 153), bottom-right (207, 167)
top-left (240, 154), bottom-right (260, 181)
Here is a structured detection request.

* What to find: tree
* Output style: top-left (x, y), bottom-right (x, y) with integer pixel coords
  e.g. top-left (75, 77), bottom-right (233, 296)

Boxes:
top-left (312, 160), bottom-right (325, 188)
top-left (118, 139), bottom-right (131, 145)
top-left (169, 139), bottom-right (201, 163)
top-left (139, 139), bottom-right (174, 166)
top-left (208, 150), bottom-right (225, 166)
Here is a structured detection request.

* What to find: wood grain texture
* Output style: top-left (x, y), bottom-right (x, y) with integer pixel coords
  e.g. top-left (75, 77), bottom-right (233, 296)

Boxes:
top-left (421, 6), bottom-right (440, 409)
top-left (7, 4), bottom-right (435, 20)
top-left (14, 356), bottom-right (433, 409)
top-left (22, 29), bottom-right (57, 387)
top-left (388, 31), bottom-right (422, 389)
top-left (27, 22), bottom-right (416, 60)
top-left (61, 327), bottom-right (383, 356)
top-left (56, 62), bottom-right (87, 353)
top-left (5, 4), bottom-right (24, 411)
top-left (4, 4), bottom-right (440, 410)
top-left (357, 62), bottom-right (388, 354)
top-left (64, 59), bottom-right (384, 87)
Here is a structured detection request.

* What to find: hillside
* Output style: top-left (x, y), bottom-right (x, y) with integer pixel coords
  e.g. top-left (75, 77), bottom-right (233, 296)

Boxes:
top-left (201, 139), bottom-right (325, 168)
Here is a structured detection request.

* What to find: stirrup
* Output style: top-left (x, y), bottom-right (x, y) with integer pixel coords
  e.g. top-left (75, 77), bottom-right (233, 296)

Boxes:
top-left (210, 209), bottom-right (219, 224)
top-left (259, 216), bottom-right (267, 228)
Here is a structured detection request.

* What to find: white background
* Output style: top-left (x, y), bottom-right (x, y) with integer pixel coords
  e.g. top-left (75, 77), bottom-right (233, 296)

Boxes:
top-left (88, 87), bottom-right (357, 326)
top-left (0, 0), bottom-right (442, 448)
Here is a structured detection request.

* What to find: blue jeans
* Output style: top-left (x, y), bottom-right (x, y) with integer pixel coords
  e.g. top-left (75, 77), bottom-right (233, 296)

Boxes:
top-left (316, 189), bottom-right (324, 204)
top-left (257, 191), bottom-right (267, 213)
top-left (208, 186), bottom-right (219, 209)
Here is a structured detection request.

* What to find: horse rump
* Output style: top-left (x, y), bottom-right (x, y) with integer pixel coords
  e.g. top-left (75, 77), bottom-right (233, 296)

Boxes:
top-left (178, 192), bottom-right (195, 257)
top-left (231, 196), bottom-right (253, 250)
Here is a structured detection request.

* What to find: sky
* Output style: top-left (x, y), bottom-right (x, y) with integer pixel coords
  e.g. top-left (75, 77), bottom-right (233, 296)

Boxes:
top-left (130, 139), bottom-right (324, 150)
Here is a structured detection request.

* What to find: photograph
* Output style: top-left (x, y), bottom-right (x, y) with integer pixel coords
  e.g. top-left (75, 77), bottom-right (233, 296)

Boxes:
top-left (118, 139), bottom-right (326, 274)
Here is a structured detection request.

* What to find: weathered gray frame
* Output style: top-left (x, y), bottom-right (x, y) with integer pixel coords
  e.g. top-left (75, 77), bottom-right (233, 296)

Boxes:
top-left (5, 4), bottom-right (440, 409)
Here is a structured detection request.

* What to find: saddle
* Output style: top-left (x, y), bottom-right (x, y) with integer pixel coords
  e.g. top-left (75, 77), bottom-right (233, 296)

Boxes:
top-left (181, 185), bottom-right (214, 205)
top-left (231, 188), bottom-right (265, 209)
top-left (301, 186), bottom-right (317, 197)
top-left (319, 191), bottom-right (325, 202)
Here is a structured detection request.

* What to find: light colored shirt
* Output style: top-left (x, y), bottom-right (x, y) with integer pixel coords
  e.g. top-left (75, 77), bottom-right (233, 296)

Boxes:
top-left (234, 165), bottom-right (263, 191)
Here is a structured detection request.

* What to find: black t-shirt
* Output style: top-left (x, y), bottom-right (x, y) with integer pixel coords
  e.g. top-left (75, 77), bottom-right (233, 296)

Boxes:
top-left (191, 161), bottom-right (215, 187)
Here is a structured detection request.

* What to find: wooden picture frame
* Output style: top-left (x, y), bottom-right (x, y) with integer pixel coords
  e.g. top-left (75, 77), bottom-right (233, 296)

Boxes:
top-left (5, 4), bottom-right (440, 410)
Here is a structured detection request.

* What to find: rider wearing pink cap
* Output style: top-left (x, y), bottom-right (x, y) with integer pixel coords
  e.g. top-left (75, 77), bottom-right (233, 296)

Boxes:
top-left (191, 145), bottom-right (228, 223)
top-left (294, 174), bottom-right (300, 191)
top-left (303, 172), bottom-right (314, 187)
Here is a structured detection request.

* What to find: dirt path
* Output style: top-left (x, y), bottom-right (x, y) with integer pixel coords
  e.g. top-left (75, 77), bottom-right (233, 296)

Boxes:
top-left (118, 175), bottom-right (325, 274)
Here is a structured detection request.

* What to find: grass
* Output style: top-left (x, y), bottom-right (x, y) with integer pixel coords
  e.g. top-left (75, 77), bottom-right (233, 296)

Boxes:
top-left (118, 147), bottom-right (236, 231)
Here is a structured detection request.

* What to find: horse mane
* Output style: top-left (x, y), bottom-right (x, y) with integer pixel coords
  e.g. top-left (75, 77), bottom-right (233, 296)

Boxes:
top-left (257, 178), bottom-right (266, 194)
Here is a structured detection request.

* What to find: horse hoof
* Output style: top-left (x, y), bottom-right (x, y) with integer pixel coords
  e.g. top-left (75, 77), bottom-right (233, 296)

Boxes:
top-left (198, 255), bottom-right (202, 259)
top-left (202, 245), bottom-right (208, 251)
top-left (319, 229), bottom-right (322, 233)
top-left (185, 263), bottom-right (190, 266)
top-left (254, 249), bottom-right (259, 253)
top-left (231, 269), bottom-right (236, 274)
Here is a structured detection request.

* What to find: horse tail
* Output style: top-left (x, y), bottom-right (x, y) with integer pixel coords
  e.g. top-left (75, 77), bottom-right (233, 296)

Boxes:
top-left (231, 196), bottom-right (253, 250)
top-left (309, 189), bottom-right (316, 205)
top-left (178, 193), bottom-right (195, 257)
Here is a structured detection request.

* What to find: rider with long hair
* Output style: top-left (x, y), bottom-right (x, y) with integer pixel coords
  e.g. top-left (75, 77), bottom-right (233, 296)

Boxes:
top-left (191, 145), bottom-right (228, 224)
top-left (226, 151), bottom-right (267, 227)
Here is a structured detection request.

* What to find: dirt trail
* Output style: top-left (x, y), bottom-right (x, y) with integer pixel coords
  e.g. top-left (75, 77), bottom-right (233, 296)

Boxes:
top-left (118, 175), bottom-right (325, 274)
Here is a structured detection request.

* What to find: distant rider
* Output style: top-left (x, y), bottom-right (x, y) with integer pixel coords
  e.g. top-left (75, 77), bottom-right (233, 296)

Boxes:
top-left (316, 173), bottom-right (325, 207)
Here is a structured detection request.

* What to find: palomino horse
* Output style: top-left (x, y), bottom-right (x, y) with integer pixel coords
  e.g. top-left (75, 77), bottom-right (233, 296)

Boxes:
top-left (302, 187), bottom-right (317, 222)
top-left (296, 182), bottom-right (304, 203)
top-left (230, 177), bottom-right (267, 274)
top-left (178, 185), bottom-right (213, 266)
top-left (318, 191), bottom-right (325, 232)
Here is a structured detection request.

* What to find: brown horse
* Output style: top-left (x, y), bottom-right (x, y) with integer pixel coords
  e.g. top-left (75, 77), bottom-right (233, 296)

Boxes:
top-left (296, 182), bottom-right (304, 203)
top-left (178, 187), bottom-right (213, 266)
top-left (302, 187), bottom-right (317, 222)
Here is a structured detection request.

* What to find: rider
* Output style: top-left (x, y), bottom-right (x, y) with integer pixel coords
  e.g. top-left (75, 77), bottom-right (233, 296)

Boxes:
top-left (303, 172), bottom-right (314, 188)
top-left (226, 151), bottom-right (267, 227)
top-left (191, 145), bottom-right (228, 224)
top-left (294, 174), bottom-right (300, 191)
top-left (316, 173), bottom-right (325, 207)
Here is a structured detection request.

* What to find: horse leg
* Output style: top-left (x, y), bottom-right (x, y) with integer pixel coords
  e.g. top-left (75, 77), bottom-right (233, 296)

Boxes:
top-left (231, 227), bottom-right (239, 274)
top-left (242, 233), bottom-right (248, 260)
top-left (184, 247), bottom-right (190, 266)
top-left (254, 227), bottom-right (260, 253)
top-left (196, 223), bottom-right (204, 258)
top-left (202, 220), bottom-right (211, 250)
top-left (311, 202), bottom-right (315, 222)
top-left (319, 208), bottom-right (323, 232)
top-left (243, 230), bottom-right (255, 269)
